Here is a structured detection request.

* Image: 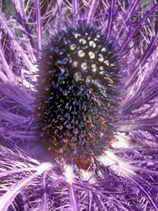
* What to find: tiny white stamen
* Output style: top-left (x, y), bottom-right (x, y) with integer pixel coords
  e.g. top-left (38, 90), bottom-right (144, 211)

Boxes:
top-left (81, 62), bottom-right (88, 71)
top-left (88, 36), bottom-right (91, 40)
top-left (100, 71), bottom-right (104, 75)
top-left (98, 54), bottom-right (104, 62)
top-left (78, 50), bottom-right (86, 58)
top-left (73, 61), bottom-right (78, 67)
top-left (101, 47), bottom-right (106, 52)
top-left (70, 44), bottom-right (76, 51)
top-left (91, 64), bottom-right (97, 72)
top-left (89, 40), bottom-right (96, 48)
top-left (74, 33), bottom-right (80, 38)
top-left (99, 66), bottom-right (104, 71)
top-left (88, 51), bottom-right (95, 59)
top-left (79, 38), bottom-right (87, 45)
top-left (64, 39), bottom-right (68, 44)
top-left (104, 60), bottom-right (110, 66)
top-left (111, 63), bottom-right (116, 67)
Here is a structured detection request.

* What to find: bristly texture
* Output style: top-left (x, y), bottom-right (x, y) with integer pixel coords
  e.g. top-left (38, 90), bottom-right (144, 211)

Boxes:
top-left (37, 23), bottom-right (119, 163)
top-left (0, 0), bottom-right (158, 211)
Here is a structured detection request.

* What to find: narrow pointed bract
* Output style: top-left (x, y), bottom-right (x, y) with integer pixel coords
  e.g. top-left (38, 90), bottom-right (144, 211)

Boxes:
top-left (0, 0), bottom-right (158, 210)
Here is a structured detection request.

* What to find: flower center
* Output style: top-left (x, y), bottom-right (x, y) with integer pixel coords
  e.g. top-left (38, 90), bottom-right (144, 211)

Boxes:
top-left (37, 24), bottom-right (119, 168)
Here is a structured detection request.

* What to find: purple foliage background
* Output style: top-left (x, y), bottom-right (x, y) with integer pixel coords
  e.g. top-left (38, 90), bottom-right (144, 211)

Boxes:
top-left (0, 0), bottom-right (158, 210)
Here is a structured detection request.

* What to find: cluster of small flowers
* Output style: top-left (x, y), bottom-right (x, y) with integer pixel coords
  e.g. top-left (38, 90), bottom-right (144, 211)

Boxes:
top-left (0, 0), bottom-right (158, 210)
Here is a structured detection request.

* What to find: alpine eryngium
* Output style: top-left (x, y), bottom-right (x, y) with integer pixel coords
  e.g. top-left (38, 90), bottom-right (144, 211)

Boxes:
top-left (0, 0), bottom-right (158, 210)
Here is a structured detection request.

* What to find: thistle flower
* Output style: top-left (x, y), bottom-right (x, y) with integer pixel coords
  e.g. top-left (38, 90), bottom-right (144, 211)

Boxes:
top-left (0, 0), bottom-right (158, 210)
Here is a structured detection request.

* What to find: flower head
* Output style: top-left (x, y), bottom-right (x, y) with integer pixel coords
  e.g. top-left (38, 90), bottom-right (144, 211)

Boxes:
top-left (0, 0), bottom-right (158, 210)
